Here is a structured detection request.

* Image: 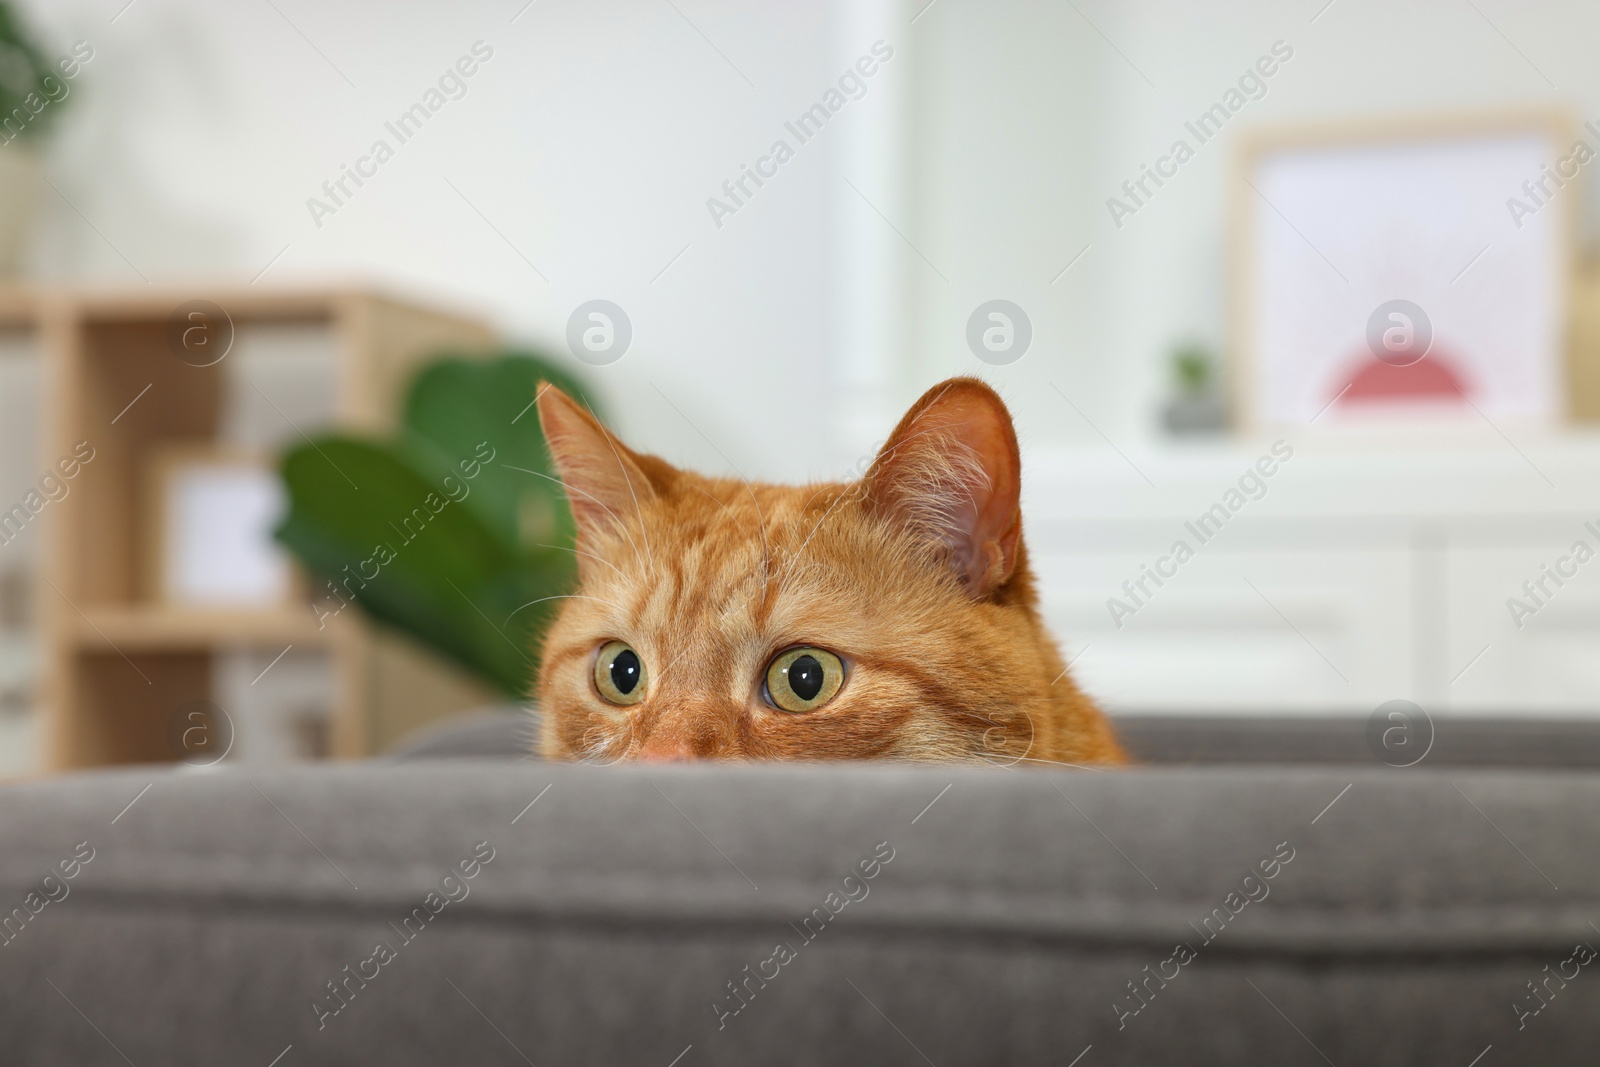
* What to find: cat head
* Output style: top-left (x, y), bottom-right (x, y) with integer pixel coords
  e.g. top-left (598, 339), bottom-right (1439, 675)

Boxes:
top-left (533, 377), bottom-right (1110, 764)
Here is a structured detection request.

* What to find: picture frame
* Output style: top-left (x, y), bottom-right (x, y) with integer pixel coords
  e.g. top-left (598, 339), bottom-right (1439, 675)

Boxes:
top-left (144, 446), bottom-right (293, 608)
top-left (1230, 109), bottom-right (1576, 432)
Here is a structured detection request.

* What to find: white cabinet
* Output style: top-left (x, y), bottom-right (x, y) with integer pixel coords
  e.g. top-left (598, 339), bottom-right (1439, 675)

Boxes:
top-left (1021, 437), bottom-right (1600, 716)
top-left (1447, 545), bottom-right (1600, 712)
top-left (1036, 545), bottom-right (1410, 712)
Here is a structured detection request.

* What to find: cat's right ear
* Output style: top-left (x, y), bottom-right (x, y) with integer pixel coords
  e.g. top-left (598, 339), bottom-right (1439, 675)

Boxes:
top-left (863, 377), bottom-right (1023, 599)
top-left (535, 383), bottom-right (655, 543)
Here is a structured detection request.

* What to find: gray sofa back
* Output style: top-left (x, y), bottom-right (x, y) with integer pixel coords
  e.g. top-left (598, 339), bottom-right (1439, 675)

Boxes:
top-left (2, 760), bottom-right (1595, 1065)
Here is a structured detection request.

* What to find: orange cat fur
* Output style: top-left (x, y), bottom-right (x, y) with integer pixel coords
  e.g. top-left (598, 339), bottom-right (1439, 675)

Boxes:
top-left (534, 376), bottom-right (1125, 765)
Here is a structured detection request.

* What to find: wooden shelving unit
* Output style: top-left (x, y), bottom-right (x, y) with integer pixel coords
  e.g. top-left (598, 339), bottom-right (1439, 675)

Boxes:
top-left (25, 285), bottom-right (502, 771)
top-left (1567, 257), bottom-right (1600, 420)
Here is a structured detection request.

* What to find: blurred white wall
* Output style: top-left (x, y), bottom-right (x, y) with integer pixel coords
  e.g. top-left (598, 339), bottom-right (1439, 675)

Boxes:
top-left (19, 0), bottom-right (904, 483)
top-left (12, 0), bottom-right (1600, 718)
top-left (19, 0), bottom-right (1600, 465)
top-left (908, 0), bottom-right (1599, 449)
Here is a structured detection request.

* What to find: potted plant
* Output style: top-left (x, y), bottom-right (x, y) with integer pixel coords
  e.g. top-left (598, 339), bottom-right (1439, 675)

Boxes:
top-left (0, 3), bottom-right (90, 274)
top-left (1161, 339), bottom-right (1229, 435)
top-left (274, 350), bottom-right (596, 698)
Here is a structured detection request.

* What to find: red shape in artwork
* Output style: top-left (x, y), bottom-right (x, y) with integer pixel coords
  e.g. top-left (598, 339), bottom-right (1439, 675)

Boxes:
top-left (1338, 347), bottom-right (1470, 405)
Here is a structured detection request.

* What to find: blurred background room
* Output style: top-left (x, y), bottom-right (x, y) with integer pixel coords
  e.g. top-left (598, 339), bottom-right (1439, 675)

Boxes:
top-left (1, 0), bottom-right (1598, 776)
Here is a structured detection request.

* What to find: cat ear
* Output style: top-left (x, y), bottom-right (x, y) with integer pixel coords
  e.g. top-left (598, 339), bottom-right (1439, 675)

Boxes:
top-left (535, 383), bottom-right (655, 542)
top-left (863, 377), bottom-right (1023, 598)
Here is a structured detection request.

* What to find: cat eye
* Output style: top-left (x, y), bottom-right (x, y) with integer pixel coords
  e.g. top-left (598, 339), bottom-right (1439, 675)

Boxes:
top-left (594, 640), bottom-right (647, 706)
top-left (764, 647), bottom-right (845, 713)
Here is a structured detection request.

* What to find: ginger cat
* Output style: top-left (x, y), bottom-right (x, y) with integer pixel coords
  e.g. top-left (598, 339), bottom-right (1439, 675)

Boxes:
top-left (534, 377), bottom-right (1124, 765)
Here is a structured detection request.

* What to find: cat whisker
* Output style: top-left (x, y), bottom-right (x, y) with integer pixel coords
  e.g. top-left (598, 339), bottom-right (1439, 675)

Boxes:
top-left (689, 483), bottom-right (735, 515)
top-left (575, 723), bottom-right (631, 766)
top-left (581, 395), bottom-right (658, 581)
top-left (501, 463), bottom-right (652, 577)
top-left (987, 753), bottom-right (1109, 773)
top-left (536, 542), bottom-right (628, 581)
top-left (793, 483), bottom-right (833, 515)
top-left (650, 381), bottom-right (773, 593)
top-left (740, 483), bottom-right (772, 595)
top-left (504, 594), bottom-right (620, 627)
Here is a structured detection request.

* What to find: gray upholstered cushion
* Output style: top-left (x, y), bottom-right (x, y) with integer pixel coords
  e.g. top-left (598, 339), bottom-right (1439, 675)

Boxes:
top-left (1114, 715), bottom-right (1600, 768)
top-left (1, 761), bottom-right (1595, 1065)
top-left (383, 707), bottom-right (1600, 768)
top-left (385, 707), bottom-right (537, 760)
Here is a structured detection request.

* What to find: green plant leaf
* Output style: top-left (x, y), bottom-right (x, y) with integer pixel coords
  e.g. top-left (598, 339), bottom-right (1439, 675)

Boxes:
top-left (399, 352), bottom-right (595, 555)
top-left (273, 351), bottom-right (595, 696)
top-left (275, 435), bottom-right (574, 696)
top-left (0, 3), bottom-right (75, 144)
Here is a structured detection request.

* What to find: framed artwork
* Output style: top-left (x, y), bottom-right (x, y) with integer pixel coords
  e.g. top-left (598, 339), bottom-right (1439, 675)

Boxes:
top-left (145, 447), bottom-right (292, 608)
top-left (1231, 110), bottom-right (1575, 430)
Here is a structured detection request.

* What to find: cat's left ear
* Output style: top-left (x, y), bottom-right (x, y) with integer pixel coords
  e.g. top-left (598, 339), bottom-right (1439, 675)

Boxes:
top-left (864, 377), bottom-right (1022, 598)
top-left (536, 383), bottom-right (656, 545)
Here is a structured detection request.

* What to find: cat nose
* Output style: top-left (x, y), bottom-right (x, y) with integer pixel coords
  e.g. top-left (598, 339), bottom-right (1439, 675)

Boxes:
top-left (633, 703), bottom-right (731, 761)
top-left (636, 721), bottom-right (731, 761)
top-left (635, 738), bottom-right (698, 763)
